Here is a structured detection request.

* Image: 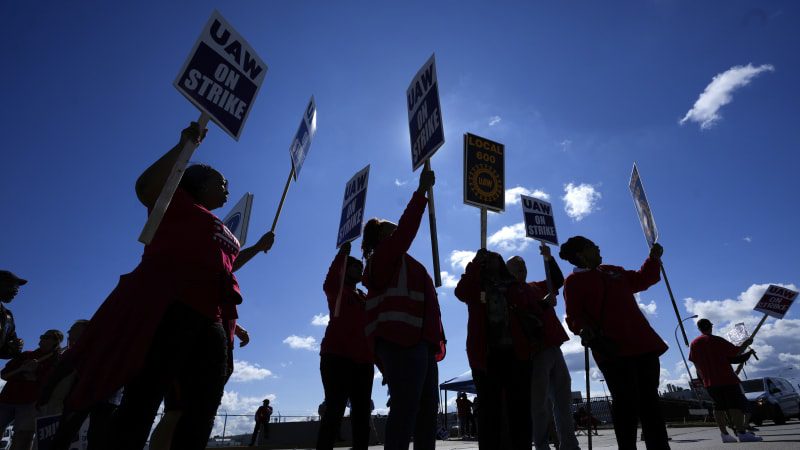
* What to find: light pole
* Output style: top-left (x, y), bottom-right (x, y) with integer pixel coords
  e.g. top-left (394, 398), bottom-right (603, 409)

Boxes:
top-left (599, 378), bottom-right (609, 399)
top-left (676, 314), bottom-right (698, 400)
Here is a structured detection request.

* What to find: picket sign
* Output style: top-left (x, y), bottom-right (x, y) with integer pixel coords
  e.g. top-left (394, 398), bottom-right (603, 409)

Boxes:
top-left (407, 54), bottom-right (444, 287)
top-left (333, 165), bottom-right (371, 317)
top-left (271, 97), bottom-right (318, 233)
top-left (140, 10), bottom-right (267, 244)
top-left (520, 194), bottom-right (559, 298)
top-left (628, 163), bottom-right (688, 346)
top-left (223, 192), bottom-right (254, 246)
top-left (735, 285), bottom-right (798, 374)
top-left (463, 133), bottom-right (505, 248)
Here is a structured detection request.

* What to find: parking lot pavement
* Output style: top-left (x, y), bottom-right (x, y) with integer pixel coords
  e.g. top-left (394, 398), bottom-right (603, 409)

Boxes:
top-left (354, 421), bottom-right (800, 449)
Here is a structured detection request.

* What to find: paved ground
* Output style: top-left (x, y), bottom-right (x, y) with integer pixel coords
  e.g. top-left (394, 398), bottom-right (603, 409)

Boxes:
top-left (266, 421), bottom-right (800, 449)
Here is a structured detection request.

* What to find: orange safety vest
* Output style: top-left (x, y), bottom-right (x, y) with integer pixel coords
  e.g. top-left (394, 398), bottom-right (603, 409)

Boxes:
top-left (364, 255), bottom-right (427, 345)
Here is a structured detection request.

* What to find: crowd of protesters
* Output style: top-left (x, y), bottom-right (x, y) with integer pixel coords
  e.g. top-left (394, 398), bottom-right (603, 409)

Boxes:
top-left (0, 122), bottom-right (767, 449)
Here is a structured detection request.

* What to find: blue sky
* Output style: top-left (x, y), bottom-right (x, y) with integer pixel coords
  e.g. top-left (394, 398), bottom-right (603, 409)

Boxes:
top-left (2, 0), bottom-right (799, 434)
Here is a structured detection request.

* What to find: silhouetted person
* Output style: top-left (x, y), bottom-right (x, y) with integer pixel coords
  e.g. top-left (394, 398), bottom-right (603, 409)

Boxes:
top-left (560, 236), bottom-right (669, 450)
top-left (506, 247), bottom-right (580, 450)
top-left (55, 122), bottom-right (276, 450)
top-left (361, 169), bottom-right (446, 450)
top-left (0, 329), bottom-right (63, 449)
top-left (250, 399), bottom-right (273, 446)
top-left (689, 318), bottom-right (761, 442)
top-left (455, 249), bottom-right (539, 450)
top-left (316, 242), bottom-right (374, 450)
top-left (0, 270), bottom-right (26, 360)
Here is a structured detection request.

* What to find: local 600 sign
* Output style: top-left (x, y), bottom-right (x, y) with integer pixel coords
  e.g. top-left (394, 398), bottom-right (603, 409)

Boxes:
top-left (174, 10), bottom-right (267, 140)
top-left (464, 133), bottom-right (504, 212)
top-left (407, 54), bottom-right (444, 171)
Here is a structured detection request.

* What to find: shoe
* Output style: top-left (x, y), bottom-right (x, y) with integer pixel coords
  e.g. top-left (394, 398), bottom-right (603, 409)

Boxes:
top-left (737, 432), bottom-right (763, 442)
top-left (720, 433), bottom-right (737, 443)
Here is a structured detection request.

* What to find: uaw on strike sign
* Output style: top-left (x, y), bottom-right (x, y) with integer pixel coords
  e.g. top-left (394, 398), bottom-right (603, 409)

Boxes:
top-left (174, 10), bottom-right (267, 140)
top-left (464, 133), bottom-right (504, 212)
top-left (521, 195), bottom-right (558, 246)
top-left (754, 285), bottom-right (798, 319)
top-left (337, 165), bottom-right (370, 248)
top-left (407, 54), bottom-right (444, 171)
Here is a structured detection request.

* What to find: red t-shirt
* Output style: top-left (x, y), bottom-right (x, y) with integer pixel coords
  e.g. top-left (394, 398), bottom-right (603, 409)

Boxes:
top-left (528, 282), bottom-right (570, 348)
top-left (563, 258), bottom-right (667, 362)
top-left (144, 188), bottom-right (241, 321)
top-left (0, 349), bottom-right (59, 404)
top-left (689, 334), bottom-right (741, 387)
top-left (321, 253), bottom-right (373, 364)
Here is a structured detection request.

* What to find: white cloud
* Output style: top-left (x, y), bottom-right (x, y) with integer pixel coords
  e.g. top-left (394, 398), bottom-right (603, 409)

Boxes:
top-left (635, 294), bottom-right (658, 315)
top-left (679, 63), bottom-right (774, 129)
top-left (559, 139), bottom-right (572, 152)
top-left (487, 222), bottom-right (529, 253)
top-left (449, 250), bottom-right (477, 271)
top-left (282, 335), bottom-right (319, 351)
top-left (394, 178), bottom-right (408, 187)
top-left (505, 186), bottom-right (550, 206)
top-left (744, 236), bottom-right (752, 243)
top-left (230, 360), bottom-right (273, 382)
top-left (280, 361), bottom-right (293, 368)
top-left (562, 183), bottom-right (601, 221)
top-left (311, 313), bottom-right (329, 326)
top-left (488, 115), bottom-right (502, 126)
top-left (440, 271), bottom-right (459, 289)
top-left (638, 301), bottom-right (658, 315)
top-left (684, 283), bottom-right (797, 324)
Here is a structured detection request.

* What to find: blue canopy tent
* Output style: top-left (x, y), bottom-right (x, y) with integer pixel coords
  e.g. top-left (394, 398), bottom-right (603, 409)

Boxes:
top-left (439, 370), bottom-right (475, 432)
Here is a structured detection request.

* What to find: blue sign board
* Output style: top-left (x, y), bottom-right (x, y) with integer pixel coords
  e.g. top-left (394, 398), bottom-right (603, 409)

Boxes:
top-left (521, 195), bottom-right (558, 246)
top-left (337, 165), bottom-right (370, 248)
top-left (407, 54), bottom-right (445, 171)
top-left (629, 163), bottom-right (659, 247)
top-left (289, 96), bottom-right (317, 180)
top-left (174, 10), bottom-right (267, 141)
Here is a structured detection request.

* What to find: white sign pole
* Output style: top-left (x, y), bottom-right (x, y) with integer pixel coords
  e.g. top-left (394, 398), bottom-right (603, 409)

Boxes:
top-left (139, 112), bottom-right (210, 244)
top-left (480, 208), bottom-right (487, 249)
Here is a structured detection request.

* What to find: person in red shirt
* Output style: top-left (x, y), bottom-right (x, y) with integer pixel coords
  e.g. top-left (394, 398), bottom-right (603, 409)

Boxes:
top-left (506, 246), bottom-right (580, 450)
top-left (559, 236), bottom-right (669, 450)
top-left (249, 399), bottom-right (273, 447)
top-left (688, 318), bottom-right (760, 443)
top-left (455, 249), bottom-right (541, 450)
top-left (316, 242), bottom-right (374, 450)
top-left (53, 122), bottom-right (276, 450)
top-left (361, 169), bottom-right (445, 450)
top-left (0, 329), bottom-right (63, 449)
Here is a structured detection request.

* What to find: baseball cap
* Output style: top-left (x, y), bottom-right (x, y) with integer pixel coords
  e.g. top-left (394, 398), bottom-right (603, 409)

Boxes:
top-left (0, 271), bottom-right (27, 285)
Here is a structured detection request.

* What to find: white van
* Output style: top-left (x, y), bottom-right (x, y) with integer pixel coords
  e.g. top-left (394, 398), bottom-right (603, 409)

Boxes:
top-left (741, 377), bottom-right (800, 426)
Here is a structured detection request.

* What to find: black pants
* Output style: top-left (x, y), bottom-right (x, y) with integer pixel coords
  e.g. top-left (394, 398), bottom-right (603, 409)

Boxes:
top-left (597, 352), bottom-right (669, 450)
top-left (249, 422), bottom-right (269, 446)
top-left (105, 302), bottom-right (229, 450)
top-left (472, 349), bottom-right (532, 450)
top-left (51, 401), bottom-right (116, 450)
top-left (316, 353), bottom-right (374, 450)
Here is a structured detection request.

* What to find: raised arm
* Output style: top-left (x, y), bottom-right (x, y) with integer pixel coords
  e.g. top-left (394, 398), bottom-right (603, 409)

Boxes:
top-left (135, 122), bottom-right (207, 209)
top-left (369, 170), bottom-right (434, 287)
top-left (232, 231), bottom-right (275, 272)
top-left (623, 243), bottom-right (663, 293)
